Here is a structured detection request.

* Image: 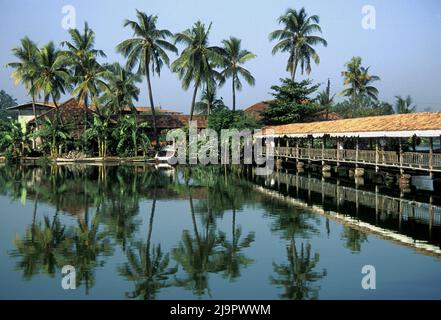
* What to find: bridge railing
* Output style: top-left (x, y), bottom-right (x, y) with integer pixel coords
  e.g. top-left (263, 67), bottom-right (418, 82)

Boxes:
top-left (273, 146), bottom-right (440, 170)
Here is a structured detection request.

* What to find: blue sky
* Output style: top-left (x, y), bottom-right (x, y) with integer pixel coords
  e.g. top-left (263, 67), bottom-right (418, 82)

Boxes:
top-left (1, 0), bottom-right (440, 112)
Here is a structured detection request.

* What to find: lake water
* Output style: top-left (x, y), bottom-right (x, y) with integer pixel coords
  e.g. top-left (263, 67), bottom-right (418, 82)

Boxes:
top-left (0, 164), bottom-right (440, 300)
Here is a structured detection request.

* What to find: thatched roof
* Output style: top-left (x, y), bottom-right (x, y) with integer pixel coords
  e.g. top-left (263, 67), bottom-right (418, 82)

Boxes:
top-left (260, 112), bottom-right (441, 138)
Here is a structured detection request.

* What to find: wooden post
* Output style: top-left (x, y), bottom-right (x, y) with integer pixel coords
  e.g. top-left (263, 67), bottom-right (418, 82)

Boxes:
top-left (429, 137), bottom-right (433, 176)
top-left (375, 138), bottom-right (379, 173)
top-left (355, 137), bottom-right (359, 168)
top-left (308, 136), bottom-right (312, 164)
top-left (277, 138), bottom-right (280, 161)
top-left (399, 138), bottom-right (404, 174)
top-left (296, 139), bottom-right (300, 162)
top-left (322, 136), bottom-right (325, 164)
top-left (336, 137), bottom-right (340, 166)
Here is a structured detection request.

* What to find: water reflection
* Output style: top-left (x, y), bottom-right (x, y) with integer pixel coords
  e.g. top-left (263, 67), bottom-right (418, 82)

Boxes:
top-left (1, 164), bottom-right (440, 299)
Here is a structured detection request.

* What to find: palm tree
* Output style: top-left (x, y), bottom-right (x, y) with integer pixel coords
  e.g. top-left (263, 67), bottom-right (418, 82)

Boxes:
top-left (220, 37), bottom-right (256, 111)
top-left (8, 37), bottom-right (42, 129)
top-left (117, 11), bottom-right (177, 146)
top-left (102, 63), bottom-right (141, 116)
top-left (340, 56), bottom-right (380, 100)
top-left (172, 21), bottom-right (224, 120)
top-left (269, 8), bottom-right (327, 81)
top-left (395, 95), bottom-right (416, 114)
top-left (316, 79), bottom-right (335, 120)
top-left (34, 42), bottom-right (71, 122)
top-left (195, 87), bottom-right (225, 116)
top-left (62, 22), bottom-right (107, 130)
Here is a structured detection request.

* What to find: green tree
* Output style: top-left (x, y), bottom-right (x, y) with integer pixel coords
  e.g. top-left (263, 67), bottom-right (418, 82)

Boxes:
top-left (8, 37), bottom-right (42, 128)
top-left (220, 37), bottom-right (256, 111)
top-left (195, 87), bottom-right (225, 116)
top-left (316, 79), bottom-right (335, 120)
top-left (117, 11), bottom-right (177, 145)
top-left (62, 22), bottom-right (108, 130)
top-left (333, 95), bottom-right (394, 118)
top-left (340, 56), bottom-right (380, 100)
top-left (395, 95), bottom-right (416, 114)
top-left (172, 21), bottom-right (224, 120)
top-left (102, 62), bottom-right (141, 116)
top-left (33, 117), bottom-right (71, 157)
top-left (113, 115), bottom-right (151, 157)
top-left (34, 42), bottom-right (71, 121)
top-left (208, 107), bottom-right (259, 132)
top-left (269, 8), bottom-right (327, 80)
top-left (0, 90), bottom-right (18, 120)
top-left (261, 78), bottom-right (320, 125)
top-left (85, 113), bottom-right (111, 157)
top-left (0, 120), bottom-right (32, 157)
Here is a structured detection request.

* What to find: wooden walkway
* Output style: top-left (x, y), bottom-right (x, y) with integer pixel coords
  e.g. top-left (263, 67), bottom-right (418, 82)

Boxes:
top-left (272, 147), bottom-right (441, 173)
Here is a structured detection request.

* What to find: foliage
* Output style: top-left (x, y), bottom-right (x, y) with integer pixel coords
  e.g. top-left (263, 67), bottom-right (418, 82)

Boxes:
top-left (340, 56), bottom-right (380, 100)
top-left (332, 95), bottom-right (394, 118)
top-left (219, 37), bottom-right (256, 111)
top-left (112, 115), bottom-right (151, 157)
top-left (117, 10), bottom-right (177, 142)
top-left (395, 95), bottom-right (416, 114)
top-left (261, 78), bottom-right (320, 125)
top-left (172, 21), bottom-right (224, 119)
top-left (0, 120), bottom-right (32, 157)
top-left (195, 87), bottom-right (225, 116)
top-left (269, 7), bottom-right (327, 80)
top-left (208, 106), bottom-right (260, 133)
top-left (0, 90), bottom-right (18, 120)
top-left (33, 117), bottom-right (71, 157)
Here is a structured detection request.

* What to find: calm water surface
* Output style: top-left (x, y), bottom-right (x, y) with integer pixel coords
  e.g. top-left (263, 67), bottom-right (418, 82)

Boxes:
top-left (0, 164), bottom-right (440, 299)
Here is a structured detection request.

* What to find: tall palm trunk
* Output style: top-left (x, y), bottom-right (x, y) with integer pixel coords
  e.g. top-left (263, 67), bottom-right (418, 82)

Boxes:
top-left (145, 62), bottom-right (158, 149)
top-left (291, 59), bottom-right (298, 81)
top-left (190, 83), bottom-right (199, 121)
top-left (232, 76), bottom-right (236, 112)
top-left (30, 80), bottom-right (39, 130)
top-left (51, 94), bottom-right (64, 126)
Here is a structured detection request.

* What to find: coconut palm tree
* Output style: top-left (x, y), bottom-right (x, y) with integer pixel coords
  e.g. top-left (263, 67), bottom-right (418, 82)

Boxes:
top-left (8, 37), bottom-right (42, 129)
top-left (102, 62), bottom-right (141, 116)
top-left (195, 87), bottom-right (225, 116)
top-left (172, 21), bottom-right (224, 120)
top-left (220, 37), bottom-right (256, 111)
top-left (340, 56), bottom-right (380, 100)
top-left (62, 22), bottom-right (107, 129)
top-left (269, 8), bottom-right (327, 80)
top-left (395, 95), bottom-right (416, 114)
top-left (117, 11), bottom-right (177, 146)
top-left (34, 42), bottom-right (71, 123)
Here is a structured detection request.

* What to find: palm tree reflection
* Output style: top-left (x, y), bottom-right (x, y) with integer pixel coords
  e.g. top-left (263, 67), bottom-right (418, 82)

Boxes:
top-left (271, 240), bottom-right (326, 300)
